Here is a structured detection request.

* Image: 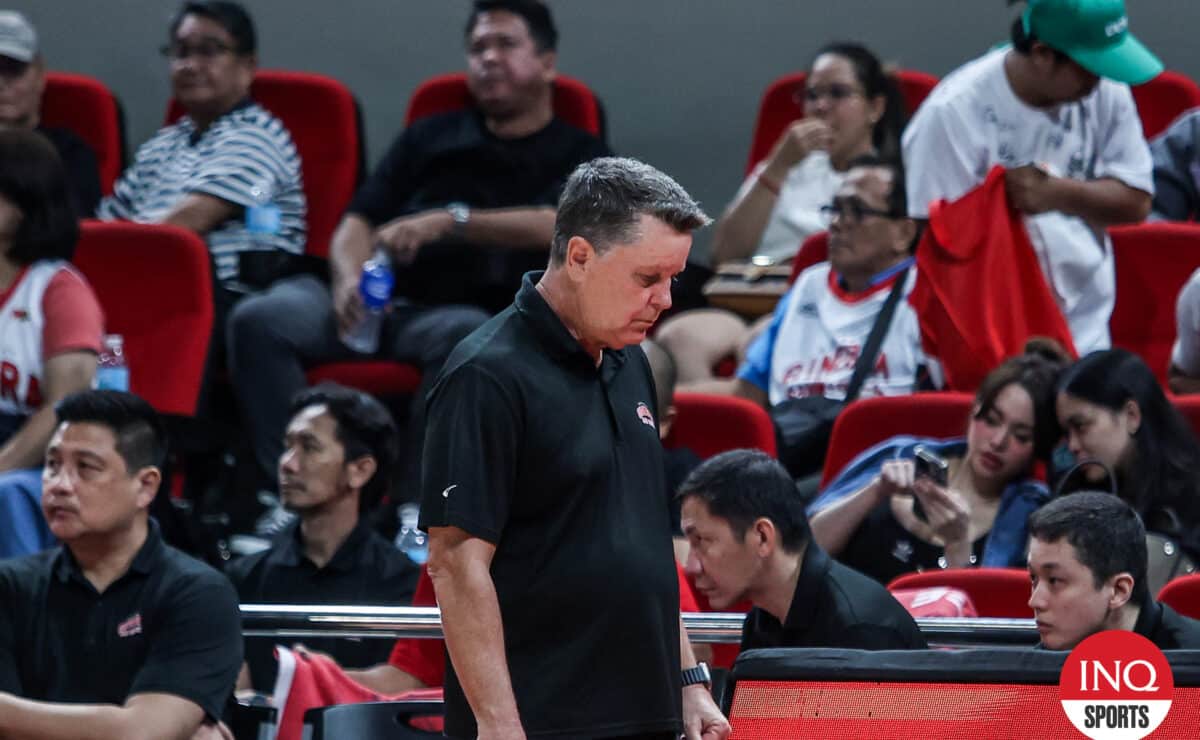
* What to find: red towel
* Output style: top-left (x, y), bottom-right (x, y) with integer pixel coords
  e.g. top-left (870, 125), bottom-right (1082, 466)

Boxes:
top-left (911, 166), bottom-right (1077, 390)
top-left (890, 587), bottom-right (979, 618)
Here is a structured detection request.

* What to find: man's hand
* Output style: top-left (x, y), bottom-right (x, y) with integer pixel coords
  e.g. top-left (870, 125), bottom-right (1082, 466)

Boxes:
top-left (764, 119), bottom-right (834, 178)
top-left (475, 720), bottom-right (527, 740)
top-left (683, 684), bottom-right (731, 740)
top-left (189, 720), bottom-right (234, 740)
top-left (332, 272), bottom-right (364, 335)
top-left (375, 210), bottom-right (454, 265)
top-left (1005, 164), bottom-right (1059, 215)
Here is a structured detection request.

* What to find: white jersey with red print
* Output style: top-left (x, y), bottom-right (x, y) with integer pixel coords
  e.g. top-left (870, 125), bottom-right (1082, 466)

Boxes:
top-left (0, 261), bottom-right (84, 418)
top-left (767, 264), bottom-right (932, 406)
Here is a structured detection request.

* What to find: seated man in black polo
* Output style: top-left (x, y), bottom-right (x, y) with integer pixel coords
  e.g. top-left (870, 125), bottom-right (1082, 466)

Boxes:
top-left (0, 390), bottom-right (242, 739)
top-left (225, 383), bottom-right (420, 691)
top-left (1028, 491), bottom-right (1200, 651)
top-left (226, 0), bottom-right (611, 505)
top-left (678, 448), bottom-right (927, 651)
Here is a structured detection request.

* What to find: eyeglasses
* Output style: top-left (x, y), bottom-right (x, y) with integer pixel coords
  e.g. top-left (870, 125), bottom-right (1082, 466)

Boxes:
top-left (0, 56), bottom-right (31, 80)
top-left (794, 83), bottom-right (865, 106)
top-left (820, 196), bottom-right (900, 225)
top-left (159, 40), bottom-right (235, 61)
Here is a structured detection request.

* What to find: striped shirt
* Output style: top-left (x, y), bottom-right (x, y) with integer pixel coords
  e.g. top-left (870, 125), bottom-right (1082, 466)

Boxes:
top-left (98, 101), bottom-right (306, 287)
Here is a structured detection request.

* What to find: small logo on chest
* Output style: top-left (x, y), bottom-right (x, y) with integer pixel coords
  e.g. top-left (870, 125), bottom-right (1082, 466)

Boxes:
top-left (635, 402), bottom-right (656, 430)
top-left (10, 308), bottom-right (29, 321)
top-left (117, 613), bottom-right (143, 638)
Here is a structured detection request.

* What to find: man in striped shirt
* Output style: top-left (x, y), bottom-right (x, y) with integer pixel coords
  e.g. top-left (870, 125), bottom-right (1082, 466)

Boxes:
top-left (97, 1), bottom-right (305, 316)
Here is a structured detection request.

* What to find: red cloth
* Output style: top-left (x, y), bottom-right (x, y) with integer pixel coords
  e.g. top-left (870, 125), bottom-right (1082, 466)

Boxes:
top-left (910, 166), bottom-right (1077, 390)
top-left (273, 647), bottom-right (443, 740)
top-left (890, 587), bottom-right (979, 618)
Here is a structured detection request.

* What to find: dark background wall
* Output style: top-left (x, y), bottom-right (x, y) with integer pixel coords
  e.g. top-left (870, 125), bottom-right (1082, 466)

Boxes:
top-left (17, 0), bottom-right (1197, 259)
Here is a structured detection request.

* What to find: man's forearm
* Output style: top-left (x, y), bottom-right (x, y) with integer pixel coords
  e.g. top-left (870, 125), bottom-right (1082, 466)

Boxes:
top-left (344, 664), bottom-right (426, 695)
top-left (0, 405), bottom-right (56, 472)
top-left (456, 206), bottom-right (556, 250)
top-left (1051, 177), bottom-right (1151, 226)
top-left (0, 693), bottom-right (160, 740)
top-left (329, 215), bottom-right (376, 285)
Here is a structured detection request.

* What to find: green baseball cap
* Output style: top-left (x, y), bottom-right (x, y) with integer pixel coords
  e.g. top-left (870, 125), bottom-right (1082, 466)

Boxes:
top-left (1023, 0), bottom-right (1163, 85)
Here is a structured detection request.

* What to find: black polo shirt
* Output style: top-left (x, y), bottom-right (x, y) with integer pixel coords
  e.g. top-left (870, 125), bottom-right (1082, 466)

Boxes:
top-left (1134, 593), bottom-right (1200, 649)
top-left (741, 543), bottom-right (928, 651)
top-left (0, 519), bottom-right (242, 720)
top-left (224, 519), bottom-right (419, 689)
top-left (420, 272), bottom-right (682, 740)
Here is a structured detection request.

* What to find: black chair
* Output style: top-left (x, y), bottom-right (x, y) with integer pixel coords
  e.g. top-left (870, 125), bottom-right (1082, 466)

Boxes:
top-left (302, 699), bottom-right (443, 740)
top-left (229, 696), bottom-right (277, 740)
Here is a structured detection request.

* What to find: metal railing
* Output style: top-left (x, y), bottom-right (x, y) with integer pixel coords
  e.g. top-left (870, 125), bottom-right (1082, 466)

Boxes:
top-left (240, 605), bottom-right (1039, 647)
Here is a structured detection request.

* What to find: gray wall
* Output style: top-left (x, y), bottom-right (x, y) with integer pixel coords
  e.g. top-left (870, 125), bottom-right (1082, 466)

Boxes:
top-left (17, 0), bottom-right (1200, 259)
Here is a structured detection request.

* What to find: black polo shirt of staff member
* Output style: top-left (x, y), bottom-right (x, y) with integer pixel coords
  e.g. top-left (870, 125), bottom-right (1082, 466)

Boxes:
top-left (741, 543), bottom-right (927, 651)
top-left (420, 271), bottom-right (683, 740)
top-left (226, 518), bottom-right (420, 689)
top-left (0, 518), bottom-right (243, 720)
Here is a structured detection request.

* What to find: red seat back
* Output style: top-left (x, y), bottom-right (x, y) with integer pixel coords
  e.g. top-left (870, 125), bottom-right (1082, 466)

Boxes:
top-left (820, 392), bottom-right (975, 488)
top-left (665, 392), bottom-right (777, 459)
top-left (888, 567), bottom-right (1034, 618)
top-left (1132, 70), bottom-right (1200, 140)
top-left (1109, 222), bottom-right (1200, 385)
top-left (1158, 572), bottom-right (1200, 619)
top-left (166, 70), bottom-right (363, 259)
top-left (404, 72), bottom-right (602, 136)
top-left (72, 220), bottom-right (214, 416)
top-left (41, 71), bottom-right (124, 195)
top-left (788, 231), bottom-right (829, 285)
top-left (746, 69), bottom-right (938, 174)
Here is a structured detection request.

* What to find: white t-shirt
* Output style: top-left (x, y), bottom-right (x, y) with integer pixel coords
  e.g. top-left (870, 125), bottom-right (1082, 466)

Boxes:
top-left (738, 262), bottom-right (935, 406)
top-left (735, 151), bottom-right (846, 262)
top-left (902, 47), bottom-right (1153, 355)
top-left (1172, 267), bottom-right (1200, 376)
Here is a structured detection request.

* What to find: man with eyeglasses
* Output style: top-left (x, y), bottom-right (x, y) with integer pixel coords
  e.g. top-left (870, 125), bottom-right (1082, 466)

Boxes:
top-left (0, 11), bottom-right (101, 216)
top-left (903, 0), bottom-right (1160, 355)
top-left (732, 155), bottom-right (937, 443)
top-left (97, 0), bottom-right (306, 361)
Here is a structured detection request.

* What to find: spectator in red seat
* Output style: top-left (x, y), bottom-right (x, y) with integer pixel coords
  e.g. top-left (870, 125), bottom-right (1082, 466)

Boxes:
top-left (0, 390), bottom-right (242, 739)
top-left (226, 0), bottom-right (610, 509)
top-left (657, 42), bottom-right (907, 391)
top-left (1169, 268), bottom-right (1200, 395)
top-left (1150, 110), bottom-right (1200, 222)
top-left (0, 129), bottom-right (102, 559)
top-left (679, 449), bottom-right (926, 651)
top-left (903, 0), bottom-right (1158, 355)
top-left (808, 342), bottom-right (1067, 584)
top-left (1028, 491), bottom-right (1200, 650)
top-left (0, 12), bottom-right (101, 216)
top-left (225, 384), bottom-right (418, 692)
top-left (1056, 349), bottom-right (1200, 574)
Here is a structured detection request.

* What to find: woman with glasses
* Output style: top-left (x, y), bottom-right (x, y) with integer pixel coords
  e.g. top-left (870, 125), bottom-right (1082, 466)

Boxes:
top-left (807, 342), bottom-right (1068, 585)
top-left (657, 42), bottom-right (907, 393)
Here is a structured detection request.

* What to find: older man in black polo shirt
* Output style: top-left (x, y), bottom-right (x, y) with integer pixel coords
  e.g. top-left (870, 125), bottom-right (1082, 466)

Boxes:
top-left (420, 157), bottom-right (729, 740)
top-left (225, 383), bottom-right (419, 690)
top-left (679, 449), bottom-right (926, 652)
top-left (0, 390), bottom-right (241, 740)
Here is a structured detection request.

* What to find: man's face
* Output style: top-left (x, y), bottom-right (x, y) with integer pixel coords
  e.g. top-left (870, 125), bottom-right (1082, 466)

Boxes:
top-left (570, 214), bottom-right (691, 351)
top-left (278, 404), bottom-right (353, 513)
top-left (465, 10), bottom-right (554, 119)
top-left (0, 54), bottom-right (44, 128)
top-left (1027, 536), bottom-right (1118, 650)
top-left (41, 422), bottom-right (154, 542)
top-left (826, 166), bottom-right (908, 280)
top-left (168, 14), bottom-right (254, 119)
top-left (680, 497), bottom-right (762, 610)
top-left (1030, 46), bottom-right (1101, 106)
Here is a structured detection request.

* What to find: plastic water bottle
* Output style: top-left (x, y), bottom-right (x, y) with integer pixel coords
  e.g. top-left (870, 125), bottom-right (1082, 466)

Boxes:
top-left (340, 248), bottom-right (394, 354)
top-left (394, 503), bottom-right (428, 565)
top-left (95, 334), bottom-right (130, 391)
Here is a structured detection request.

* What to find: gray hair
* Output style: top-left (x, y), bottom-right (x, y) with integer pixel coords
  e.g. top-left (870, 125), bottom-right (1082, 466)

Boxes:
top-left (550, 156), bottom-right (710, 265)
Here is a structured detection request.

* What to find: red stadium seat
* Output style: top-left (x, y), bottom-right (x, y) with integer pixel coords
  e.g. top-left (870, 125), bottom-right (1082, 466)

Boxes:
top-left (71, 220), bottom-right (213, 417)
top-left (1132, 70), bottom-right (1200, 140)
top-left (1109, 222), bottom-right (1200, 385)
top-left (41, 71), bottom-right (125, 195)
top-left (745, 69), bottom-right (938, 174)
top-left (665, 392), bottom-right (777, 459)
top-left (166, 69), bottom-right (364, 259)
top-left (405, 72), bottom-right (603, 137)
top-left (820, 392), bottom-right (975, 488)
top-left (788, 231), bottom-right (829, 285)
top-left (888, 568), bottom-right (1034, 618)
top-left (1158, 573), bottom-right (1200, 619)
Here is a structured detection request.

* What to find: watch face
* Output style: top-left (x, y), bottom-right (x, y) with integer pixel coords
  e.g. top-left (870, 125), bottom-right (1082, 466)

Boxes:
top-left (448, 202), bottom-right (469, 225)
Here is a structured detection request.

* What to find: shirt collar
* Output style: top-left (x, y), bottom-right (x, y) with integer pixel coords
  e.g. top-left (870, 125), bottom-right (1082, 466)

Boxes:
top-left (54, 517), bottom-right (164, 585)
top-left (514, 271), bottom-right (628, 372)
top-left (783, 542), bottom-right (834, 631)
top-left (834, 256), bottom-right (915, 293)
top-left (267, 518), bottom-right (374, 574)
top-left (183, 96), bottom-right (255, 145)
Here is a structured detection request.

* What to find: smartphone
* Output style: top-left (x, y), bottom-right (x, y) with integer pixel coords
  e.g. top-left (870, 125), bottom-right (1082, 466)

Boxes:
top-left (911, 445), bottom-right (949, 523)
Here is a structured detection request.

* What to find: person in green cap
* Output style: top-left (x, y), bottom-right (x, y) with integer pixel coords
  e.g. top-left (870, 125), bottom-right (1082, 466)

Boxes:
top-left (903, 0), bottom-right (1162, 357)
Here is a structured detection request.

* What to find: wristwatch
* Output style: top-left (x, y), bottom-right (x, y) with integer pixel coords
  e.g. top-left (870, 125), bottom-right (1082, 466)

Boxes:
top-left (681, 662), bottom-right (712, 690)
top-left (446, 202), bottom-right (470, 236)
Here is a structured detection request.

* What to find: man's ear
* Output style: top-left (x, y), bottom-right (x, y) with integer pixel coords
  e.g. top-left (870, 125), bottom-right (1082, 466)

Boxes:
top-left (539, 49), bottom-right (558, 84)
top-left (1107, 571), bottom-right (1136, 611)
top-left (751, 517), bottom-right (777, 556)
top-left (564, 235), bottom-right (596, 280)
top-left (134, 467), bottom-right (162, 510)
top-left (345, 455), bottom-right (378, 492)
top-left (892, 218), bottom-right (918, 256)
